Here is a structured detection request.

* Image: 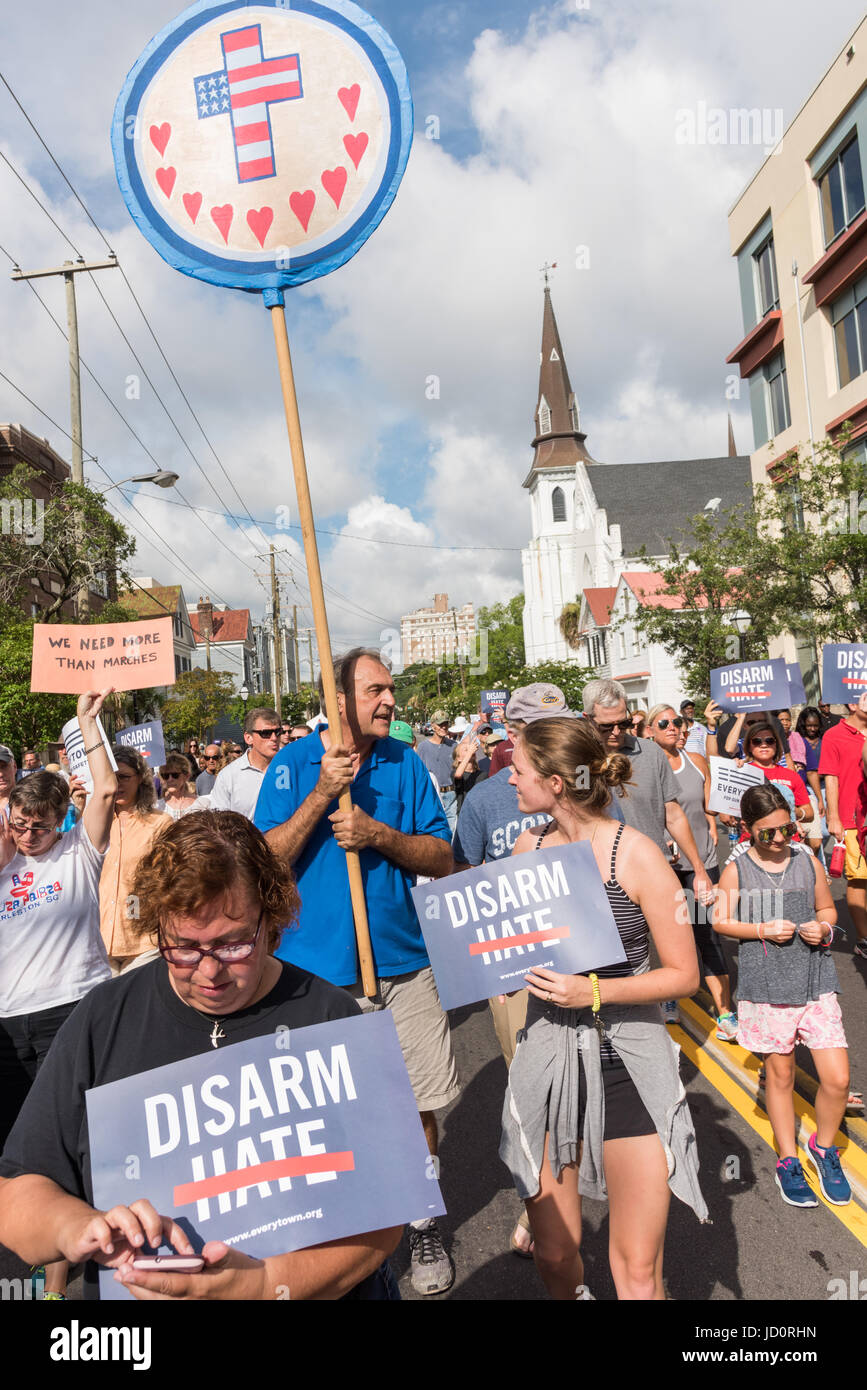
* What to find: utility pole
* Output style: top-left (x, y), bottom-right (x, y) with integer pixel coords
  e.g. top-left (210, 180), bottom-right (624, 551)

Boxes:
top-left (270, 545), bottom-right (284, 716)
top-left (307, 630), bottom-right (315, 685)
top-left (12, 254), bottom-right (118, 617)
top-left (292, 604), bottom-right (300, 692)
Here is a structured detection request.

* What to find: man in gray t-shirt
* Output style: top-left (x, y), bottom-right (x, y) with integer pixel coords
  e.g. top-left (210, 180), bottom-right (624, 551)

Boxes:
top-left (583, 680), bottom-right (714, 903)
top-left (416, 712), bottom-right (457, 831)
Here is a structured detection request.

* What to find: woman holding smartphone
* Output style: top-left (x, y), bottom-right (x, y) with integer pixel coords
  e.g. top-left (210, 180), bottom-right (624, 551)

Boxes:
top-left (499, 717), bottom-right (707, 1301)
top-left (0, 811), bottom-right (401, 1301)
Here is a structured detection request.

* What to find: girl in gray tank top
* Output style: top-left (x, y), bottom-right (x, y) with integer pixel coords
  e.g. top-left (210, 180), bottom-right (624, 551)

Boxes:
top-left (714, 783), bottom-right (851, 1210)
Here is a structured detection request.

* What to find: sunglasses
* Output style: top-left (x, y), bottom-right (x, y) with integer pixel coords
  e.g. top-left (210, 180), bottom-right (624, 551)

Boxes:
top-left (593, 719), bottom-right (630, 732)
top-left (748, 736), bottom-right (777, 749)
top-left (753, 822), bottom-right (797, 844)
top-left (655, 717), bottom-right (684, 730)
top-left (252, 728), bottom-right (282, 739)
top-left (162, 771), bottom-right (185, 780)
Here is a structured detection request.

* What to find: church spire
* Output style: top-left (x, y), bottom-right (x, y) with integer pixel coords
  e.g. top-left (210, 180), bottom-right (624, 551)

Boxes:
top-left (530, 284), bottom-right (594, 472)
top-left (727, 412), bottom-right (738, 458)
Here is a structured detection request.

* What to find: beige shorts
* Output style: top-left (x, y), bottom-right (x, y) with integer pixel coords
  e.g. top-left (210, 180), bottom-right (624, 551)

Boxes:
top-left (349, 965), bottom-right (461, 1113)
top-left (800, 790), bottom-right (823, 841)
top-left (845, 828), bottom-right (867, 882)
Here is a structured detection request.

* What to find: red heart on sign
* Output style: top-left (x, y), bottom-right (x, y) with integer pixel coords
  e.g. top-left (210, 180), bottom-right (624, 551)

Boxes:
top-left (183, 192), bottom-right (202, 224)
top-left (155, 167), bottom-right (176, 199)
top-left (149, 123), bottom-right (171, 157)
top-left (343, 133), bottom-right (369, 170)
top-left (210, 204), bottom-right (234, 243)
top-left (338, 84), bottom-right (361, 121)
top-left (289, 190), bottom-right (316, 232)
top-left (322, 167), bottom-right (348, 208)
top-left (247, 207), bottom-right (274, 248)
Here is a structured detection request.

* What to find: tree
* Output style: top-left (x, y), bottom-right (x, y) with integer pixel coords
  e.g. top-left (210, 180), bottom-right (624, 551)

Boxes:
top-left (0, 604), bottom-right (78, 751)
top-left (558, 602), bottom-right (583, 652)
top-left (281, 687), bottom-right (321, 723)
top-left (161, 669), bottom-right (237, 743)
top-left (477, 594), bottom-right (526, 672)
top-left (0, 464), bottom-right (136, 619)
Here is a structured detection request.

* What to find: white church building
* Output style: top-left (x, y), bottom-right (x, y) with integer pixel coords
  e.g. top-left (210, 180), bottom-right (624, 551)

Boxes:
top-left (521, 288), bottom-right (753, 708)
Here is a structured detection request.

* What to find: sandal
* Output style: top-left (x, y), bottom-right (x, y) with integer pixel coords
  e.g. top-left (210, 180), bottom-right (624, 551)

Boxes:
top-left (846, 1090), bottom-right (864, 1115)
top-left (509, 1222), bottom-right (535, 1259)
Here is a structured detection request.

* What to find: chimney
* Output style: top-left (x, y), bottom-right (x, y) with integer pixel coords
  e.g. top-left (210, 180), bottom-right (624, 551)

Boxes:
top-left (197, 595), bottom-right (214, 641)
top-left (433, 593), bottom-right (448, 613)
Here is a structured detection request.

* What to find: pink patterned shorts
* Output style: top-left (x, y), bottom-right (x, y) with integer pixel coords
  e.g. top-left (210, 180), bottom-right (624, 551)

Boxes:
top-left (737, 992), bottom-right (847, 1054)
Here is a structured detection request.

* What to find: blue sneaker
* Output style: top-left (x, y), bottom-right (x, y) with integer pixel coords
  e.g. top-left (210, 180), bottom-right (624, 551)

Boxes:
top-left (775, 1156), bottom-right (818, 1207)
top-left (807, 1133), bottom-right (852, 1206)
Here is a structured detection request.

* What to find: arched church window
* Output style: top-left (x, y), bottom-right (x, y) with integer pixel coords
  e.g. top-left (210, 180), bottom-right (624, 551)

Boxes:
top-left (552, 486), bottom-right (566, 523)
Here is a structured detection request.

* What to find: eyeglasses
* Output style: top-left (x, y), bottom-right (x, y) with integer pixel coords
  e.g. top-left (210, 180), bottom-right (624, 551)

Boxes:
top-left (203, 754), bottom-right (219, 762)
top-left (159, 910), bottom-right (264, 966)
top-left (10, 818), bottom-right (55, 834)
top-left (252, 728), bottom-right (282, 739)
top-left (754, 823), bottom-right (797, 844)
top-left (162, 771), bottom-right (185, 780)
top-left (655, 717), bottom-right (684, 730)
top-left (593, 719), bottom-right (629, 732)
top-left (748, 737), bottom-right (777, 749)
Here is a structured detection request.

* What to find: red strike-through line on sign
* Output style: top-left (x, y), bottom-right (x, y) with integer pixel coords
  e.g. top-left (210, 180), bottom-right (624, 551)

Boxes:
top-left (173, 1151), bottom-right (355, 1206)
top-left (842, 675), bottom-right (867, 685)
top-left (468, 926), bottom-right (571, 956)
top-left (728, 690), bottom-right (771, 699)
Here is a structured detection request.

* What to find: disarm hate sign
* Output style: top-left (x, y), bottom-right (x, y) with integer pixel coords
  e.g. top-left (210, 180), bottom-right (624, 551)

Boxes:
top-left (411, 842), bottom-right (627, 1011)
top-left (31, 618), bottom-right (176, 693)
top-left (821, 644), bottom-right (867, 704)
top-left (87, 1012), bottom-right (442, 1300)
top-left (709, 658), bottom-right (790, 713)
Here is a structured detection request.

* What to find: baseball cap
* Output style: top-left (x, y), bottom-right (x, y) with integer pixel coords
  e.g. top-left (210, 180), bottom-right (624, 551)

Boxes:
top-left (0, 745), bottom-right (14, 764)
top-left (430, 709), bottom-right (449, 726)
top-left (679, 699), bottom-right (695, 711)
top-left (389, 720), bottom-right (414, 745)
top-left (505, 683), bottom-right (572, 723)
top-left (485, 729), bottom-right (507, 744)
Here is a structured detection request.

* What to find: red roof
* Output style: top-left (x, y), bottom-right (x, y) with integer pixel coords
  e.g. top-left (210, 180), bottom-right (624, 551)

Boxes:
top-left (582, 587), bottom-right (617, 628)
top-left (190, 608), bottom-right (251, 645)
top-left (620, 571), bottom-right (697, 611)
top-left (617, 671), bottom-right (651, 680)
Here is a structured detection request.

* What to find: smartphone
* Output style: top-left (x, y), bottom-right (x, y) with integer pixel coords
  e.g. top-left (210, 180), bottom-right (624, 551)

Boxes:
top-left (131, 1254), bottom-right (204, 1272)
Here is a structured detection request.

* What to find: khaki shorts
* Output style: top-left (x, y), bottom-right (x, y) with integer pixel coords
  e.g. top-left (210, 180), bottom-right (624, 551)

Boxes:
top-left (845, 828), bottom-right (867, 882)
top-left (349, 965), bottom-right (461, 1113)
top-left (800, 790), bottom-right (823, 841)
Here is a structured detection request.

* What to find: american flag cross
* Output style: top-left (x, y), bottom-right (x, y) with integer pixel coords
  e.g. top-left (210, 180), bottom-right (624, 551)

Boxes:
top-left (195, 24), bottom-right (303, 184)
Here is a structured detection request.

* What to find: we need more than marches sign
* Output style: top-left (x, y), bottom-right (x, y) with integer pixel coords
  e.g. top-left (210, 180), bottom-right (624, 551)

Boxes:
top-left (87, 1013), bottom-right (443, 1301)
top-left (412, 843), bottom-right (626, 1011)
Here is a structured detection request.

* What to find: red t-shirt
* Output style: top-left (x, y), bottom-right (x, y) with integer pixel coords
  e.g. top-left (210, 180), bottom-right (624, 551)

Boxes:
top-left (749, 762), bottom-right (810, 808)
top-left (819, 719), bottom-right (867, 828)
top-left (489, 739), bottom-right (514, 775)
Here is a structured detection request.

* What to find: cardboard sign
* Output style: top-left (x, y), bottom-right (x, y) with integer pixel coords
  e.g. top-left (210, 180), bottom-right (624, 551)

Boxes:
top-left (116, 720), bottom-right (167, 767)
top-left (31, 618), bottom-right (176, 694)
top-left (710, 658), bottom-right (790, 713)
top-left (411, 842), bottom-right (627, 1011)
top-left (821, 644), bottom-right (867, 704)
top-left (706, 756), bottom-right (766, 817)
top-left (111, 0), bottom-right (413, 295)
top-left (87, 1011), bottom-right (443, 1300)
top-left (61, 716), bottom-right (118, 794)
top-left (786, 663), bottom-right (807, 706)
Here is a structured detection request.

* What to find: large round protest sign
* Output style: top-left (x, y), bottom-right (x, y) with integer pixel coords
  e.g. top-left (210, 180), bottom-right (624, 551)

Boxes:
top-left (112, 0), bottom-right (413, 293)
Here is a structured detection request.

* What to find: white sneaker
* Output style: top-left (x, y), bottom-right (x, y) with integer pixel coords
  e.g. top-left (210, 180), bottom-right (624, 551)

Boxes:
top-left (662, 1000), bottom-right (679, 1024)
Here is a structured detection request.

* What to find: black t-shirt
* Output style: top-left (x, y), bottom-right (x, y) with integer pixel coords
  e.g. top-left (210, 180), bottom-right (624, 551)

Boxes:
top-left (0, 960), bottom-right (366, 1298)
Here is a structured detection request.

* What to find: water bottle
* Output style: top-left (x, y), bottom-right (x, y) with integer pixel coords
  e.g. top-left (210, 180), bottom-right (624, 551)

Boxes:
top-left (728, 824), bottom-right (739, 846)
top-left (829, 839), bottom-right (846, 878)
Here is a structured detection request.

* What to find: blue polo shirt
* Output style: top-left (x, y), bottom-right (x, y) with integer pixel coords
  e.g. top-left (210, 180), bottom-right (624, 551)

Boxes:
top-left (254, 729), bottom-right (450, 985)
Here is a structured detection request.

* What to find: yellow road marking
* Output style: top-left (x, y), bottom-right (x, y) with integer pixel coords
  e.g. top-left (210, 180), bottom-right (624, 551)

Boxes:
top-left (673, 1023), bottom-right (867, 1249)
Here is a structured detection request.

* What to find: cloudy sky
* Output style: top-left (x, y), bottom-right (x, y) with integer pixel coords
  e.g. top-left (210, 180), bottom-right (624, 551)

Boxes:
top-left (1, 0), bottom-right (864, 663)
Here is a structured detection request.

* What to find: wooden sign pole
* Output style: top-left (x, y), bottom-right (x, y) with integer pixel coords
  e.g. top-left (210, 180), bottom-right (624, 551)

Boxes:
top-left (270, 303), bottom-right (377, 999)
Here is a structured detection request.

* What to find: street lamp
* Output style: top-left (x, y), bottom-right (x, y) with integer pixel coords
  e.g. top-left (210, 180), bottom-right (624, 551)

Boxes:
top-left (100, 470), bottom-right (180, 495)
top-left (731, 609), bottom-right (751, 660)
top-left (240, 684), bottom-right (249, 713)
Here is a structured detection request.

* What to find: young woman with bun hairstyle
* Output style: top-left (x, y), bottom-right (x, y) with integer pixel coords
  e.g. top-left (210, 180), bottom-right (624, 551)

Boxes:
top-left (499, 717), bottom-right (708, 1301)
top-left (714, 782), bottom-right (849, 1209)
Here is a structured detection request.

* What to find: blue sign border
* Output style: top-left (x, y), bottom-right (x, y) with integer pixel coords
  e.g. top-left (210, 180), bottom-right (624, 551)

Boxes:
top-left (111, 0), bottom-right (413, 294)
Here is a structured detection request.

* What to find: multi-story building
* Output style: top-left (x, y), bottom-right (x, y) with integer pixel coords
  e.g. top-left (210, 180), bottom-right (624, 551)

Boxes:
top-left (401, 593), bottom-right (475, 668)
top-left (0, 423), bottom-right (114, 616)
top-left (726, 15), bottom-right (867, 699)
top-left (118, 578), bottom-right (197, 678)
top-left (190, 596), bottom-right (256, 692)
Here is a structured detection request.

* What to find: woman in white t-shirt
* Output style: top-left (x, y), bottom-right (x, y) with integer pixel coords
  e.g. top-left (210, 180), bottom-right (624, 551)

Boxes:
top-left (0, 688), bottom-right (116, 1298)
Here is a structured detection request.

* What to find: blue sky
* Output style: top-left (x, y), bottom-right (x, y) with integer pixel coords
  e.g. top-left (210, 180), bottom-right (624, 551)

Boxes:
top-left (0, 0), bottom-right (865, 656)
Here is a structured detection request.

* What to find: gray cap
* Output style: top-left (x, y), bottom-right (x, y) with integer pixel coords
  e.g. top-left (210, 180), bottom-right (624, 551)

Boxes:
top-left (505, 683), bottom-right (572, 723)
top-left (0, 745), bottom-right (14, 764)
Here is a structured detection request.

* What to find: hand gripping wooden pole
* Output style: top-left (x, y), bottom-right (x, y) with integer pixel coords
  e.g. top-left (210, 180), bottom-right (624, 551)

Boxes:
top-left (270, 302), bottom-right (377, 999)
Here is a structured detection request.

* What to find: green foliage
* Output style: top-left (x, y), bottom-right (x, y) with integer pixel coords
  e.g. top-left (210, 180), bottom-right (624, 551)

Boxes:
top-left (0, 464), bottom-right (136, 619)
top-left (281, 686), bottom-right (321, 724)
top-left (622, 434), bottom-right (867, 694)
top-left (0, 605), bottom-right (78, 751)
top-left (161, 668), bottom-right (237, 743)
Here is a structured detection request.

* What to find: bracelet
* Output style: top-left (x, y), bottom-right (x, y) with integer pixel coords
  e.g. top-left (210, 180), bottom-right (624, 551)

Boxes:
top-left (758, 923), bottom-right (764, 939)
top-left (819, 921), bottom-right (834, 946)
top-left (589, 972), bottom-right (601, 1014)
top-left (82, 741), bottom-right (104, 755)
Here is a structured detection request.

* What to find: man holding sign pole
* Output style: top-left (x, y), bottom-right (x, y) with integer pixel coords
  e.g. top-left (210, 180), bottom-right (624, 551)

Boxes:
top-left (256, 649), bottom-right (459, 1294)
